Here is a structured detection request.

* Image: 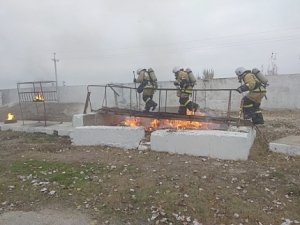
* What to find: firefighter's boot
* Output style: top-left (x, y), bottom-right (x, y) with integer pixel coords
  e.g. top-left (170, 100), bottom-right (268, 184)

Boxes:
top-left (193, 103), bottom-right (199, 112)
top-left (143, 107), bottom-right (150, 113)
top-left (151, 101), bottom-right (158, 111)
top-left (178, 106), bottom-right (187, 115)
top-left (252, 112), bottom-right (264, 125)
top-left (186, 101), bottom-right (199, 113)
top-left (144, 97), bottom-right (155, 113)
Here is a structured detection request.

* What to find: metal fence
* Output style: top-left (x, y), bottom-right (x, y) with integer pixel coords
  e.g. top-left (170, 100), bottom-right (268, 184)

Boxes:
top-left (17, 81), bottom-right (58, 126)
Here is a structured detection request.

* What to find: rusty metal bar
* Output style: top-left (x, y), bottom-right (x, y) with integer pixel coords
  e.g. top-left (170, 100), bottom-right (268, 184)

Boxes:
top-left (83, 91), bottom-right (91, 114)
top-left (99, 107), bottom-right (252, 126)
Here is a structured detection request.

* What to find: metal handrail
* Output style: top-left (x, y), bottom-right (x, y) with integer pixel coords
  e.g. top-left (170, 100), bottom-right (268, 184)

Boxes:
top-left (84, 84), bottom-right (238, 123)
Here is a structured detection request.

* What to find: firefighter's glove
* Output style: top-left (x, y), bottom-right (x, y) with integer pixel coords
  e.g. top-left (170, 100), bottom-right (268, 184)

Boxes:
top-left (236, 84), bottom-right (249, 93)
top-left (133, 78), bottom-right (137, 83)
top-left (180, 80), bottom-right (187, 89)
top-left (236, 87), bottom-right (243, 93)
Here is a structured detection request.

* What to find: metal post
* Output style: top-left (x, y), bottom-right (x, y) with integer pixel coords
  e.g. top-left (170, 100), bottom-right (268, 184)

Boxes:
top-left (52, 52), bottom-right (59, 101)
top-left (227, 90), bottom-right (232, 125)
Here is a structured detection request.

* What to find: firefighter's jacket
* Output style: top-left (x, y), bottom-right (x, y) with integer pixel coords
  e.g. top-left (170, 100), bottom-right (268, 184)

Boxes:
top-left (241, 72), bottom-right (266, 103)
top-left (175, 70), bottom-right (195, 98)
top-left (136, 71), bottom-right (156, 96)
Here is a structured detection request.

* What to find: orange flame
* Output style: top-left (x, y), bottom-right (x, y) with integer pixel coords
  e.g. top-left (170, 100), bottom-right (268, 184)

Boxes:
top-left (186, 109), bottom-right (206, 116)
top-left (123, 117), bottom-right (141, 127)
top-left (123, 115), bottom-right (214, 131)
top-left (7, 112), bottom-right (15, 121)
top-left (33, 93), bottom-right (44, 102)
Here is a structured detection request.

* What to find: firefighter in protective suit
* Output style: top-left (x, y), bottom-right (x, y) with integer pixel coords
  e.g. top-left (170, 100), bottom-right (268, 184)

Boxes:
top-left (235, 67), bottom-right (266, 125)
top-left (134, 68), bottom-right (158, 112)
top-left (173, 67), bottom-right (199, 115)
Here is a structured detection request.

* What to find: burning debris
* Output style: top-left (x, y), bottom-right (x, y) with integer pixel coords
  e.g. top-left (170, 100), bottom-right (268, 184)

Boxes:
top-left (4, 112), bottom-right (17, 124)
top-left (33, 93), bottom-right (45, 102)
top-left (4, 113), bottom-right (17, 124)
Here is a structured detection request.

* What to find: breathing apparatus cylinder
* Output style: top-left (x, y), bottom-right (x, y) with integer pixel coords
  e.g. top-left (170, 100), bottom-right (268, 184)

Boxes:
top-left (185, 68), bottom-right (196, 84)
top-left (252, 68), bottom-right (268, 86)
top-left (148, 68), bottom-right (157, 82)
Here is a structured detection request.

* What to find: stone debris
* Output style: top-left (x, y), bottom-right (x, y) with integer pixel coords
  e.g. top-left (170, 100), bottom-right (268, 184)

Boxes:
top-left (49, 190), bottom-right (56, 195)
top-left (233, 213), bottom-right (240, 218)
top-left (40, 187), bottom-right (47, 192)
top-left (281, 219), bottom-right (292, 225)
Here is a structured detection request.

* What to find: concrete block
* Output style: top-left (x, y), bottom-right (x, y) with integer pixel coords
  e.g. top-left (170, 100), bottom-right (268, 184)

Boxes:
top-left (73, 114), bottom-right (86, 127)
top-left (70, 126), bottom-right (145, 149)
top-left (48, 122), bottom-right (73, 136)
top-left (151, 128), bottom-right (256, 160)
top-left (269, 135), bottom-right (300, 156)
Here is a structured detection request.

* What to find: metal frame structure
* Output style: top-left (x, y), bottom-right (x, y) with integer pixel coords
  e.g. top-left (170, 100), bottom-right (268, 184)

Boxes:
top-left (83, 84), bottom-right (251, 127)
top-left (17, 81), bottom-right (58, 126)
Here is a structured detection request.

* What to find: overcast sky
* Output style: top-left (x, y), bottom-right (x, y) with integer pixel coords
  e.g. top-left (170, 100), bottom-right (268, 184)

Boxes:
top-left (1, 0), bottom-right (300, 89)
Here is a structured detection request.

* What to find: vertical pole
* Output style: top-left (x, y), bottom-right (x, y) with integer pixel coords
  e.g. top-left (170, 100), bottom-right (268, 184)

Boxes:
top-left (40, 82), bottom-right (47, 126)
top-left (133, 71), bottom-right (138, 110)
top-left (227, 90), bottom-right (232, 125)
top-left (32, 83), bottom-right (40, 122)
top-left (52, 53), bottom-right (59, 101)
top-left (17, 83), bottom-right (25, 125)
top-left (165, 90), bottom-right (167, 112)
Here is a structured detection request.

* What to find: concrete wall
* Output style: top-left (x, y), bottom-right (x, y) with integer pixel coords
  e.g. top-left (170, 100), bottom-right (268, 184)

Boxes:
top-left (1, 73), bottom-right (300, 110)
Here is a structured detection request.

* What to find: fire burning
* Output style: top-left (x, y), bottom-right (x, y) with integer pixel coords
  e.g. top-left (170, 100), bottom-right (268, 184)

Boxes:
top-left (33, 93), bottom-right (44, 102)
top-left (124, 117), bottom-right (203, 131)
top-left (7, 112), bottom-right (15, 121)
top-left (123, 110), bottom-right (219, 131)
top-left (4, 112), bottom-right (17, 124)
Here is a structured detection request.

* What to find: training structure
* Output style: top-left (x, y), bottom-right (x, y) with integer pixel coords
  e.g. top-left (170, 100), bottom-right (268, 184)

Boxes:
top-left (69, 84), bottom-right (256, 160)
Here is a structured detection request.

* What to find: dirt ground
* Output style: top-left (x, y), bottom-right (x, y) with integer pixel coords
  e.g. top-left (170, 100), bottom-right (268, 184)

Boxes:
top-left (0, 104), bottom-right (299, 225)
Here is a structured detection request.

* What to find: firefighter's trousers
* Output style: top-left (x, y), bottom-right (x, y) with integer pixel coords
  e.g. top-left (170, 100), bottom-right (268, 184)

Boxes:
top-left (142, 95), bottom-right (157, 112)
top-left (242, 96), bottom-right (264, 125)
top-left (178, 97), bottom-right (199, 115)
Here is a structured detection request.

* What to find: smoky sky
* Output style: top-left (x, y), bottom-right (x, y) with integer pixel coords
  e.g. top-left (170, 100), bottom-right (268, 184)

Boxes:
top-left (0, 0), bottom-right (300, 89)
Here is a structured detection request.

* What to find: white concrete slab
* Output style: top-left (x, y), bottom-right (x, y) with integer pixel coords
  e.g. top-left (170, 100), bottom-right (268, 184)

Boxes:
top-left (0, 121), bottom-right (73, 137)
top-left (70, 126), bottom-right (145, 149)
top-left (151, 128), bottom-right (256, 160)
top-left (269, 135), bottom-right (300, 156)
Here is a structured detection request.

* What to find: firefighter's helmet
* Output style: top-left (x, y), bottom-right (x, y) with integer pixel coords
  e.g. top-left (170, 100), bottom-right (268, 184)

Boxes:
top-left (235, 67), bottom-right (248, 77)
top-left (185, 68), bottom-right (192, 73)
top-left (137, 68), bottom-right (145, 74)
top-left (172, 66), bottom-right (180, 73)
